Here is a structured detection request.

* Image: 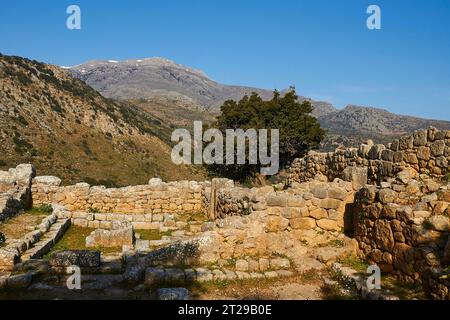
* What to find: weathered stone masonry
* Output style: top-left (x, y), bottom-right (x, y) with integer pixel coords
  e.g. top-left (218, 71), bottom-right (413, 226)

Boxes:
top-left (0, 164), bottom-right (35, 223)
top-left (289, 127), bottom-right (450, 184)
top-left (1, 127), bottom-right (449, 299)
top-left (288, 127), bottom-right (450, 299)
top-left (31, 177), bottom-right (206, 230)
top-left (354, 169), bottom-right (450, 299)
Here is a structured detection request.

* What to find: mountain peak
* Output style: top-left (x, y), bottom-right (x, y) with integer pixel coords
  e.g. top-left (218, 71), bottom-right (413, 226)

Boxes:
top-left (68, 57), bottom-right (208, 78)
top-left (343, 104), bottom-right (391, 114)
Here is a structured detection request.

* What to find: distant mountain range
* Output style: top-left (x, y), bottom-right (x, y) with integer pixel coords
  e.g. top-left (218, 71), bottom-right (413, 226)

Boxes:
top-left (68, 58), bottom-right (450, 143)
top-left (69, 58), bottom-right (336, 118)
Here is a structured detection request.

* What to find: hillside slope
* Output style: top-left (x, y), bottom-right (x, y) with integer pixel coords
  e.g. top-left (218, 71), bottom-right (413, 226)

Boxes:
top-left (0, 54), bottom-right (206, 186)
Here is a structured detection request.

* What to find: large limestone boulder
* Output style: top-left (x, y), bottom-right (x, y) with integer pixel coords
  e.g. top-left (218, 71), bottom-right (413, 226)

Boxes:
top-left (33, 176), bottom-right (62, 187)
top-left (0, 248), bottom-right (20, 271)
top-left (9, 164), bottom-right (35, 185)
top-left (0, 164), bottom-right (35, 185)
top-left (392, 243), bottom-right (415, 275)
top-left (413, 129), bottom-right (428, 146)
top-left (427, 215), bottom-right (450, 232)
top-left (359, 140), bottom-right (374, 157)
top-left (374, 220), bottom-right (395, 251)
top-left (48, 250), bottom-right (101, 267)
top-left (368, 144), bottom-right (385, 160)
top-left (342, 166), bottom-right (368, 191)
top-left (396, 168), bottom-right (419, 184)
top-left (148, 178), bottom-right (168, 191)
top-left (86, 221), bottom-right (134, 248)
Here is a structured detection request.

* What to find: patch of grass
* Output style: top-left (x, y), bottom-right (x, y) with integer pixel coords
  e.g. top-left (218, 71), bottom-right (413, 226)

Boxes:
top-left (316, 239), bottom-right (345, 248)
top-left (381, 274), bottom-right (426, 300)
top-left (271, 252), bottom-right (295, 269)
top-left (27, 204), bottom-right (53, 215)
top-left (193, 276), bottom-right (280, 297)
top-left (321, 282), bottom-right (358, 300)
top-left (337, 255), bottom-right (369, 274)
top-left (136, 229), bottom-right (172, 241)
top-left (223, 258), bottom-right (236, 269)
top-left (442, 173), bottom-right (450, 183)
top-left (299, 269), bottom-right (322, 283)
top-left (88, 207), bottom-right (100, 214)
top-left (45, 226), bottom-right (122, 259)
top-left (177, 211), bottom-right (207, 223)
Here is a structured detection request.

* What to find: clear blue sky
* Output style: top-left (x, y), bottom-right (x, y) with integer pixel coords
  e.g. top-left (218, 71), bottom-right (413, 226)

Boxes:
top-left (1, 0), bottom-right (449, 120)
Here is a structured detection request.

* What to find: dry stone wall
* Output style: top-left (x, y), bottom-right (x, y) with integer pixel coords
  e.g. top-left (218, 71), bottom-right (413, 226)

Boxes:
top-left (32, 177), bottom-right (205, 217)
top-left (215, 178), bottom-right (355, 233)
top-left (354, 168), bottom-right (450, 299)
top-left (289, 127), bottom-right (450, 184)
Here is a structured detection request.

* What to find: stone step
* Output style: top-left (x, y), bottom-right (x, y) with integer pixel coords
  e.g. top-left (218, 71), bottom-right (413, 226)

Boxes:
top-left (144, 267), bottom-right (295, 288)
top-left (21, 218), bottom-right (70, 261)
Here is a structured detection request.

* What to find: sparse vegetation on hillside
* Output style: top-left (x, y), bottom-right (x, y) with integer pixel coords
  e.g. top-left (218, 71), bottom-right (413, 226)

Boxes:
top-left (0, 54), bottom-right (207, 185)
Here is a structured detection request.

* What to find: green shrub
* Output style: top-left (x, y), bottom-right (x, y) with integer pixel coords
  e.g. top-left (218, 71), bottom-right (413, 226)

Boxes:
top-left (443, 173), bottom-right (450, 183)
top-left (207, 89), bottom-right (325, 181)
top-left (28, 204), bottom-right (53, 215)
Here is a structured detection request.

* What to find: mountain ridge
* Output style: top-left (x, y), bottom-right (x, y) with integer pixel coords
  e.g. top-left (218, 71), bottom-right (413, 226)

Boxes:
top-left (68, 57), bottom-right (450, 140)
top-left (68, 57), bottom-right (337, 118)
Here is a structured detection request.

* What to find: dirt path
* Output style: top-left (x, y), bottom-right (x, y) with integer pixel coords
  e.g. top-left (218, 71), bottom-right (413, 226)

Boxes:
top-left (0, 213), bottom-right (46, 241)
top-left (193, 268), bottom-right (354, 300)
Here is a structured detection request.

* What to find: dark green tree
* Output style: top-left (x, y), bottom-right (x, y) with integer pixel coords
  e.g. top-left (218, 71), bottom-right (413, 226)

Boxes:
top-left (207, 89), bottom-right (326, 181)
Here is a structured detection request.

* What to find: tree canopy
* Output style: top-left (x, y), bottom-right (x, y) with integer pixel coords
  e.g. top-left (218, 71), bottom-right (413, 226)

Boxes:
top-left (207, 89), bottom-right (326, 181)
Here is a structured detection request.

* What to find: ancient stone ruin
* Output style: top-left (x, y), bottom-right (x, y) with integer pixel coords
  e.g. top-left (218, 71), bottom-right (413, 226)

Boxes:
top-left (0, 127), bottom-right (448, 300)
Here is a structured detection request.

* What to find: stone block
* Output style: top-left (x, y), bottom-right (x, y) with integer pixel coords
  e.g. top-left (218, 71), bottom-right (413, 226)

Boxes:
top-left (342, 166), bottom-right (368, 190)
top-left (258, 258), bottom-right (270, 272)
top-left (319, 198), bottom-right (341, 209)
top-left (316, 219), bottom-right (340, 231)
top-left (235, 259), bottom-right (249, 272)
top-left (144, 267), bottom-right (166, 287)
top-left (49, 250), bottom-right (101, 267)
top-left (417, 146), bottom-right (431, 160)
top-left (266, 194), bottom-right (288, 207)
top-left (309, 208), bottom-right (328, 220)
top-left (290, 217), bottom-right (316, 229)
top-left (270, 258), bottom-right (290, 270)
